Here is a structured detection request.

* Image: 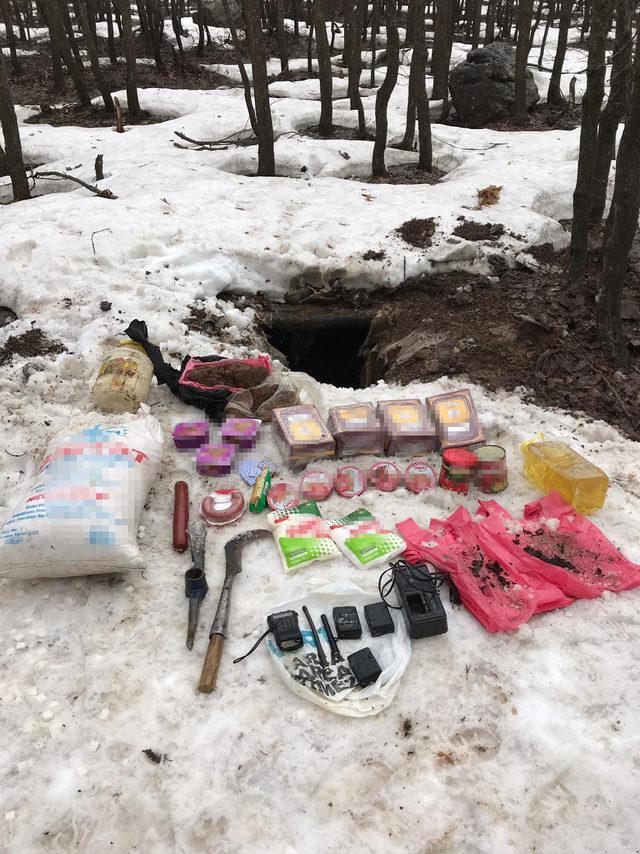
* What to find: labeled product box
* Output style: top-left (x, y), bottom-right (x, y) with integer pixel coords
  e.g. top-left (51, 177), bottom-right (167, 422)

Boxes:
top-left (271, 405), bottom-right (335, 468)
top-left (426, 388), bottom-right (485, 451)
top-left (377, 398), bottom-right (437, 456)
top-left (327, 403), bottom-right (384, 458)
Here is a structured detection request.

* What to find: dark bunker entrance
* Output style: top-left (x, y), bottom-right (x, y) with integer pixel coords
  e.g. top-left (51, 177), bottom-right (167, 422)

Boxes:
top-left (265, 309), bottom-right (374, 389)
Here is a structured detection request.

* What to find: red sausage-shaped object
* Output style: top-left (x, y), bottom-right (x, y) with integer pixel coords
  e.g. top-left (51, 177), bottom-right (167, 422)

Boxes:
top-left (173, 481), bottom-right (189, 552)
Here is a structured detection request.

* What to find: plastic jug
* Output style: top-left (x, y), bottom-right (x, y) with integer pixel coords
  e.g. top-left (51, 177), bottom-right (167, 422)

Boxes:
top-left (91, 340), bottom-right (153, 414)
top-left (520, 434), bottom-right (609, 515)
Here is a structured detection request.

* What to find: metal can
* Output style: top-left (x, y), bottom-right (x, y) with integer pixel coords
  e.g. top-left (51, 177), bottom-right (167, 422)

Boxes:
top-left (474, 445), bottom-right (508, 493)
top-left (439, 448), bottom-right (477, 494)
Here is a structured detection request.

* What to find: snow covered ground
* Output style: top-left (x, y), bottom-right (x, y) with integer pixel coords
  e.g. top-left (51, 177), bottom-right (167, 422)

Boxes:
top-left (2, 17), bottom-right (638, 854)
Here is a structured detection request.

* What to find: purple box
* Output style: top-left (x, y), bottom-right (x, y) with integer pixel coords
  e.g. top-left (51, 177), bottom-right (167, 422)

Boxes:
top-left (195, 444), bottom-right (236, 476)
top-left (173, 421), bottom-right (210, 450)
top-left (221, 418), bottom-right (261, 449)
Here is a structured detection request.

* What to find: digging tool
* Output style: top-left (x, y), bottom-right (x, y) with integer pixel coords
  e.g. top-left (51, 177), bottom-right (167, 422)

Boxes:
top-left (198, 528), bottom-right (271, 694)
top-left (185, 521), bottom-right (208, 650)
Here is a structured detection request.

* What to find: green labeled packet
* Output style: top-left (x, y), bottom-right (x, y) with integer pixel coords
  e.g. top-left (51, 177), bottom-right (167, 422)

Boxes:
top-left (268, 502), bottom-right (340, 572)
top-left (328, 508), bottom-right (406, 568)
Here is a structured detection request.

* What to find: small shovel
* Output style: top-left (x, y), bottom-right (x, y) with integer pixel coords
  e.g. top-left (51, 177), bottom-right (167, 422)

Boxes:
top-left (198, 528), bottom-right (272, 694)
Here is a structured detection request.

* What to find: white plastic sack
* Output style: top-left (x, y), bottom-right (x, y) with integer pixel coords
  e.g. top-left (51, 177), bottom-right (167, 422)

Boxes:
top-left (0, 413), bottom-right (163, 579)
top-left (265, 580), bottom-right (411, 717)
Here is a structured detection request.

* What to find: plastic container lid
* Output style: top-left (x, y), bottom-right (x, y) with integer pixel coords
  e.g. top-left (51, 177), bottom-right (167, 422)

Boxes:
top-left (368, 461), bottom-right (402, 492)
top-left (300, 470), bottom-right (334, 501)
top-left (404, 461), bottom-right (437, 494)
top-left (267, 481), bottom-right (300, 512)
top-left (200, 489), bottom-right (246, 526)
top-left (335, 465), bottom-right (366, 498)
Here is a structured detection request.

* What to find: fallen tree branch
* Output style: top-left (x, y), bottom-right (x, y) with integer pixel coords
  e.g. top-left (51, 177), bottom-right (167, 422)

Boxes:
top-left (32, 170), bottom-right (118, 199)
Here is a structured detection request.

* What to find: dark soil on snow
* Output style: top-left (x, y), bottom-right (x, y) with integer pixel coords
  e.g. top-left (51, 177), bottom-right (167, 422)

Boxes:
top-left (396, 217), bottom-right (438, 248)
top-left (453, 220), bottom-right (506, 241)
top-left (369, 164), bottom-right (444, 185)
top-left (445, 103), bottom-right (582, 133)
top-left (0, 328), bottom-right (66, 366)
top-left (302, 124), bottom-right (372, 141)
top-left (25, 102), bottom-right (161, 128)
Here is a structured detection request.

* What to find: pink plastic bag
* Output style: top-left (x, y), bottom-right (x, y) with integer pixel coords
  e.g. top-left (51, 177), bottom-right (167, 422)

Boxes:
top-left (397, 510), bottom-right (570, 633)
top-left (179, 356), bottom-right (272, 394)
top-left (477, 492), bottom-right (640, 598)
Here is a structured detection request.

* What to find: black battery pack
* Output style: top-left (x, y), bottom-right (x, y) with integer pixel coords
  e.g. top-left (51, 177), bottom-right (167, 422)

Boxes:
top-left (347, 647), bottom-right (382, 688)
top-left (332, 606), bottom-right (362, 640)
top-left (364, 601), bottom-right (395, 637)
top-left (394, 569), bottom-right (448, 639)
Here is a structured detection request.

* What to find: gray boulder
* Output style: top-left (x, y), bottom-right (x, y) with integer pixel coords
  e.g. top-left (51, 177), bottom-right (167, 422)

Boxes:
top-left (448, 42), bottom-right (540, 128)
top-left (194, 0), bottom-right (243, 27)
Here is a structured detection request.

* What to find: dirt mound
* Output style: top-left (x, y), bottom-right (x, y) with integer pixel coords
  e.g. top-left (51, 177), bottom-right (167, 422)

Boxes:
top-left (453, 220), bottom-right (505, 241)
top-left (0, 329), bottom-right (66, 366)
top-left (396, 217), bottom-right (437, 248)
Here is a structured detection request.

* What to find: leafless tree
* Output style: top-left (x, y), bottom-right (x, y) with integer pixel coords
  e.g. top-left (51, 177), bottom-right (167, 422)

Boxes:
top-left (569, 0), bottom-right (615, 282)
top-left (0, 49), bottom-right (30, 201)
top-left (547, 0), bottom-right (573, 105)
top-left (515, 0), bottom-right (534, 122)
top-left (595, 33), bottom-right (640, 365)
top-left (244, 0), bottom-right (275, 174)
top-left (372, 0), bottom-right (399, 176)
top-left (114, 0), bottom-right (142, 118)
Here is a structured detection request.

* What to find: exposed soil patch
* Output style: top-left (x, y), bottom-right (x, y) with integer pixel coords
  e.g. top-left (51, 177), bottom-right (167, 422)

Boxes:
top-left (301, 124), bottom-right (372, 140)
top-left (396, 217), bottom-right (437, 249)
top-left (254, 233), bottom-right (640, 441)
top-left (0, 307), bottom-right (18, 328)
top-left (25, 102), bottom-right (161, 128)
top-left (6, 47), bottom-right (230, 107)
top-left (0, 328), bottom-right (66, 366)
top-left (445, 103), bottom-right (582, 133)
top-left (363, 249), bottom-right (386, 261)
top-left (453, 220), bottom-right (505, 241)
top-left (369, 164), bottom-right (443, 185)
top-left (487, 104), bottom-right (582, 132)
top-left (182, 302), bottom-right (224, 338)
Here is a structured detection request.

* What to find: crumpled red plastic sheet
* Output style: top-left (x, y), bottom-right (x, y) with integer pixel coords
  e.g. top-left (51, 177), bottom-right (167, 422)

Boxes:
top-left (477, 492), bottom-right (640, 598)
top-left (397, 491), bottom-right (640, 633)
top-left (398, 511), bottom-right (572, 633)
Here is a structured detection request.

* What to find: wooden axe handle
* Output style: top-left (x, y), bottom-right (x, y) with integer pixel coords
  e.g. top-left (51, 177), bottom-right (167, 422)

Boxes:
top-left (198, 634), bottom-right (225, 694)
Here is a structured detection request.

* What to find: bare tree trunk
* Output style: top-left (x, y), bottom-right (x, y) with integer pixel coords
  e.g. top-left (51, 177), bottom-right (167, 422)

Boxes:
top-left (595, 38), bottom-right (640, 365)
top-left (274, 0), bottom-right (289, 73)
top-left (114, 0), bottom-right (141, 117)
top-left (547, 0), bottom-right (572, 104)
top-left (144, 0), bottom-right (165, 68)
top-left (568, 0), bottom-right (614, 281)
top-left (105, 0), bottom-right (119, 63)
top-left (1, 0), bottom-right (20, 72)
top-left (514, 0), bottom-right (534, 122)
top-left (470, 0), bottom-right (481, 47)
top-left (244, 0), bottom-right (275, 175)
top-left (78, 0), bottom-right (114, 112)
top-left (171, 0), bottom-right (184, 55)
top-left (312, 0), bottom-right (333, 135)
top-left (484, 0), bottom-right (496, 43)
top-left (369, 0), bottom-right (378, 86)
top-left (431, 0), bottom-right (452, 100)
top-left (590, 0), bottom-right (632, 222)
top-left (346, 0), bottom-right (367, 135)
top-left (414, 0), bottom-right (431, 168)
top-left (399, 0), bottom-right (419, 147)
top-left (538, 0), bottom-right (554, 67)
top-left (196, 0), bottom-right (205, 53)
top-left (58, 0), bottom-right (81, 60)
top-left (0, 50), bottom-right (30, 201)
top-left (40, 0), bottom-right (91, 105)
top-left (221, 0), bottom-right (258, 133)
top-left (372, 0), bottom-right (399, 176)
top-left (39, 0), bottom-right (67, 92)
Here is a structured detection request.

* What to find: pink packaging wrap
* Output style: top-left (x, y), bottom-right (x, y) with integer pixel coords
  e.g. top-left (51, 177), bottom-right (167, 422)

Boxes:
top-left (179, 356), bottom-right (272, 393)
